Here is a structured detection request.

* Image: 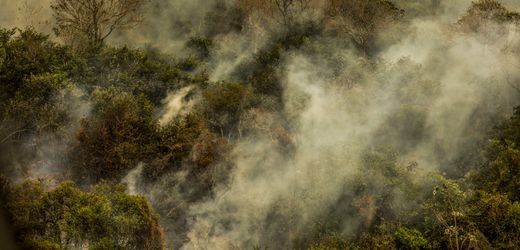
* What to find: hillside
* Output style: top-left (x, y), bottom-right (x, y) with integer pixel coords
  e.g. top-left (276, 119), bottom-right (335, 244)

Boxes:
top-left (0, 0), bottom-right (520, 249)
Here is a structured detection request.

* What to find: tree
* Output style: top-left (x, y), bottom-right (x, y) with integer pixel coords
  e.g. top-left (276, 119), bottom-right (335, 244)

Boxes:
top-left (200, 81), bottom-right (254, 137)
top-left (51, 0), bottom-right (147, 51)
top-left (0, 28), bottom-right (74, 104)
top-left (0, 28), bottom-right (77, 176)
top-left (0, 28), bottom-right (76, 144)
top-left (467, 192), bottom-right (520, 248)
top-left (237, 0), bottom-right (320, 30)
top-left (470, 106), bottom-right (520, 201)
top-left (73, 88), bottom-right (157, 181)
top-left (458, 0), bottom-right (520, 33)
top-left (271, 0), bottom-right (312, 29)
top-left (4, 180), bottom-right (164, 249)
top-left (326, 0), bottom-right (403, 56)
top-left (393, 227), bottom-right (431, 250)
top-left (3, 73), bottom-right (75, 138)
top-left (143, 114), bottom-right (202, 181)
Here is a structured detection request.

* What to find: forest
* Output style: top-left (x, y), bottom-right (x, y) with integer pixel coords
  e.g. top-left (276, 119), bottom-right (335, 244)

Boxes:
top-left (0, 0), bottom-right (519, 249)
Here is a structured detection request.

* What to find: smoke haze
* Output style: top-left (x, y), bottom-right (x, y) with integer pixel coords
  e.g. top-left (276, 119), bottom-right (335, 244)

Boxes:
top-left (0, 0), bottom-right (53, 33)
top-left (123, 1), bottom-right (520, 248)
top-left (176, 22), bottom-right (520, 248)
top-left (3, 0), bottom-right (520, 249)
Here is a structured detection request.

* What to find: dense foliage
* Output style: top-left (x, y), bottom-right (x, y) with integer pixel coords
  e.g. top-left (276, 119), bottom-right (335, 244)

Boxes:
top-left (1, 0), bottom-right (520, 249)
top-left (0, 179), bottom-right (163, 249)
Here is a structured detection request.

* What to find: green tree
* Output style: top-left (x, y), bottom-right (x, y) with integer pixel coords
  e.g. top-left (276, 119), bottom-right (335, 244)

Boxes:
top-left (200, 81), bottom-right (254, 137)
top-left (143, 113), bottom-right (202, 181)
top-left (73, 88), bottom-right (157, 181)
top-left (3, 73), bottom-right (76, 137)
top-left (4, 180), bottom-right (164, 249)
top-left (0, 28), bottom-right (78, 176)
top-left (394, 227), bottom-right (431, 250)
top-left (471, 106), bottom-right (520, 201)
top-left (421, 176), bottom-right (492, 250)
top-left (0, 28), bottom-right (77, 142)
top-left (467, 192), bottom-right (520, 248)
top-left (0, 28), bottom-right (74, 106)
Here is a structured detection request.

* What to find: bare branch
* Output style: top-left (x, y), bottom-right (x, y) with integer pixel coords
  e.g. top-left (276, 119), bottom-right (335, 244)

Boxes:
top-left (51, 0), bottom-right (146, 51)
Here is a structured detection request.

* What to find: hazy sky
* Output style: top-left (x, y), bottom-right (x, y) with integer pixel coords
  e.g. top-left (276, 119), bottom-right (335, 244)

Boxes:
top-left (0, 0), bottom-right (53, 33)
top-left (1, 0), bottom-right (520, 33)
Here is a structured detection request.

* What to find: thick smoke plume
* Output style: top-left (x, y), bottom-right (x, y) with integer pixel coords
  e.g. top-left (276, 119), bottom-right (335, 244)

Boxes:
top-left (129, 2), bottom-right (520, 249)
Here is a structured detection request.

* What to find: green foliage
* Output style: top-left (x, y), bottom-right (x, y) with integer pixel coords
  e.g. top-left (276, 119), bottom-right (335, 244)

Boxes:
top-left (467, 192), bottom-right (520, 247)
top-left (201, 81), bottom-right (254, 136)
top-left (0, 28), bottom-right (81, 176)
top-left (472, 106), bottom-right (520, 201)
top-left (5, 180), bottom-right (164, 249)
top-left (186, 37), bottom-right (214, 59)
top-left (73, 89), bottom-right (157, 181)
top-left (421, 177), bottom-right (469, 249)
top-left (76, 46), bottom-right (189, 105)
top-left (359, 233), bottom-right (397, 249)
top-left (23, 235), bottom-right (61, 250)
top-left (143, 114), bottom-right (203, 181)
top-left (4, 73), bottom-right (77, 135)
top-left (394, 227), bottom-right (430, 250)
top-left (308, 231), bottom-right (351, 250)
top-left (2, 1), bottom-right (520, 249)
top-left (0, 28), bottom-right (78, 141)
top-left (0, 28), bottom-right (75, 102)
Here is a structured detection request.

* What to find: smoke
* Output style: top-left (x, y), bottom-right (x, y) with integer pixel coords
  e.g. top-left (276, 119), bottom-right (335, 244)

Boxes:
top-left (167, 4), bottom-right (520, 250)
top-left (6, 86), bottom-right (91, 186)
top-left (159, 86), bottom-right (195, 126)
top-left (3, 0), bottom-right (520, 249)
top-left (123, 163), bottom-right (145, 195)
top-left (394, 0), bottom-right (520, 21)
top-left (208, 28), bottom-right (268, 82)
top-left (0, 0), bottom-right (53, 34)
top-left (109, 0), bottom-right (230, 52)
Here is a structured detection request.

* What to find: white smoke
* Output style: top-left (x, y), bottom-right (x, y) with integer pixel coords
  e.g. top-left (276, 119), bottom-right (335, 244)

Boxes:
top-left (0, 0), bottom-right (53, 34)
top-left (177, 9), bottom-right (520, 250)
top-left (122, 163), bottom-right (145, 195)
top-left (159, 86), bottom-right (195, 126)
